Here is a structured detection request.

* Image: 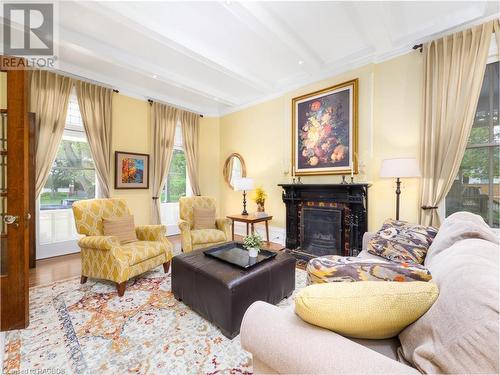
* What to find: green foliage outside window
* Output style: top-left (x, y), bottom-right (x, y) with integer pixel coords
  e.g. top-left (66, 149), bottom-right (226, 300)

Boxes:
top-left (164, 149), bottom-right (187, 203)
top-left (40, 138), bottom-right (96, 208)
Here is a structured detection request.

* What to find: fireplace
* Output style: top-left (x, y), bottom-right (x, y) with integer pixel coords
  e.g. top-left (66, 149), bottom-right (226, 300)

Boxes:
top-left (279, 184), bottom-right (369, 259)
top-left (300, 207), bottom-right (343, 257)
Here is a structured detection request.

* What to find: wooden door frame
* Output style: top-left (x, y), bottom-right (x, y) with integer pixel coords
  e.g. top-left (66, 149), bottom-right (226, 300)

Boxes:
top-left (0, 60), bottom-right (30, 331)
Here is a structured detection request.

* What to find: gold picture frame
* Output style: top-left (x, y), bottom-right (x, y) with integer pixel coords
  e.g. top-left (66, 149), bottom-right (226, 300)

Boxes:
top-left (292, 79), bottom-right (358, 176)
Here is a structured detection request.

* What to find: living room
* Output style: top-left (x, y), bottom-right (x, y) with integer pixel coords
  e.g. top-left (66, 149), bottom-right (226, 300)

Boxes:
top-left (1, 1), bottom-right (499, 374)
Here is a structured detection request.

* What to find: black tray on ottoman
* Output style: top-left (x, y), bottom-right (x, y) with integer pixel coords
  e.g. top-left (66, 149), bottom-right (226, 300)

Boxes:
top-left (203, 242), bottom-right (277, 269)
top-left (172, 242), bottom-right (296, 339)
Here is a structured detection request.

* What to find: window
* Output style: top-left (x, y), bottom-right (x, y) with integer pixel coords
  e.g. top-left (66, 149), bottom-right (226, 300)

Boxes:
top-left (445, 61), bottom-right (499, 228)
top-left (160, 123), bottom-right (191, 233)
top-left (38, 90), bottom-right (96, 247)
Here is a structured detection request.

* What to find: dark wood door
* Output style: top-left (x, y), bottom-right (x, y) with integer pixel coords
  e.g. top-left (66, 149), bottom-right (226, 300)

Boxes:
top-left (0, 59), bottom-right (30, 331)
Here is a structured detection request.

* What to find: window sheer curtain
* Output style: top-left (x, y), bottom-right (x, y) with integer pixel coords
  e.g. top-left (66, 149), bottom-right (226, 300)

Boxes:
top-left (151, 102), bottom-right (178, 224)
top-left (75, 81), bottom-right (113, 198)
top-left (180, 110), bottom-right (201, 196)
top-left (30, 70), bottom-right (74, 198)
top-left (419, 20), bottom-right (499, 226)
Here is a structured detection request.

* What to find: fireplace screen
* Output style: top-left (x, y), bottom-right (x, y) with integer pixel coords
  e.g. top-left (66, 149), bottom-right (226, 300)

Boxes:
top-left (300, 207), bottom-right (343, 257)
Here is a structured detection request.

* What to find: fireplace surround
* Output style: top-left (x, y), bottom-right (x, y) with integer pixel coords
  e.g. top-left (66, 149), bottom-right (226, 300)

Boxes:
top-left (279, 183), bottom-right (369, 259)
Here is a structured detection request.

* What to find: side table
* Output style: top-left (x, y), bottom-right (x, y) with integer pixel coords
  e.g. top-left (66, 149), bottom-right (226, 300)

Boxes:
top-left (226, 214), bottom-right (273, 244)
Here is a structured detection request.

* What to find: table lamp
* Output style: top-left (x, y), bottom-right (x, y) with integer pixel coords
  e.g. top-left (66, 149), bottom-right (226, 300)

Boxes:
top-left (233, 177), bottom-right (254, 215)
top-left (380, 158), bottom-right (421, 220)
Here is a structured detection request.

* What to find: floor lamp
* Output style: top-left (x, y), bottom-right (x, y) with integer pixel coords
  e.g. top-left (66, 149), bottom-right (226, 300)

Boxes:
top-left (380, 158), bottom-right (421, 221)
top-left (233, 177), bottom-right (254, 215)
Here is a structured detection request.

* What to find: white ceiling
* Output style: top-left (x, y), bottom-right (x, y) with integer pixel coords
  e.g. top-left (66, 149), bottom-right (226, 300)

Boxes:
top-left (53, 1), bottom-right (499, 116)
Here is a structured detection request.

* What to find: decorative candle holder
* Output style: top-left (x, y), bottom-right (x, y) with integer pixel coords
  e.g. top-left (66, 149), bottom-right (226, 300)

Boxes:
top-left (341, 175), bottom-right (348, 184)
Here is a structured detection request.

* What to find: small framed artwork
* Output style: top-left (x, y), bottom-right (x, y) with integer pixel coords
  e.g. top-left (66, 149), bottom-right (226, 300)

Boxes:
top-left (292, 79), bottom-right (358, 176)
top-left (114, 151), bottom-right (150, 189)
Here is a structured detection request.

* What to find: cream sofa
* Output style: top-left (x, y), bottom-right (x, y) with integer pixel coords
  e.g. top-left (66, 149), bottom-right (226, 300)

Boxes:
top-left (241, 212), bottom-right (499, 374)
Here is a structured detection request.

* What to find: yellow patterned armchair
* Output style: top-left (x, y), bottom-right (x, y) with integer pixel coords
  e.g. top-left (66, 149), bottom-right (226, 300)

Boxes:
top-left (178, 196), bottom-right (231, 252)
top-left (72, 198), bottom-right (173, 296)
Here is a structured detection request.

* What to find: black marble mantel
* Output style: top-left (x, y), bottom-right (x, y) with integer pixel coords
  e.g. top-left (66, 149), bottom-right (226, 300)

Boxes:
top-left (278, 183), bottom-right (369, 258)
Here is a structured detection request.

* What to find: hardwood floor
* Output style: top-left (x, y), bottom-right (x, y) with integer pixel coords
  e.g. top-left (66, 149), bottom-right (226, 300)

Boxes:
top-left (30, 234), bottom-right (284, 287)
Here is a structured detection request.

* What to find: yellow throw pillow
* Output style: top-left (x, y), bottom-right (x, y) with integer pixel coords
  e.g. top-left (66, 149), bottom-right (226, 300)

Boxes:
top-left (193, 207), bottom-right (216, 230)
top-left (103, 215), bottom-right (137, 244)
top-left (295, 281), bottom-right (438, 339)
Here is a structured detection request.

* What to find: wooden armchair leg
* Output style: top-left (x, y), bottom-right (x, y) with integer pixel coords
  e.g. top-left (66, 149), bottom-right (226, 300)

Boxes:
top-left (116, 282), bottom-right (126, 297)
top-left (80, 276), bottom-right (88, 284)
top-left (163, 261), bottom-right (171, 273)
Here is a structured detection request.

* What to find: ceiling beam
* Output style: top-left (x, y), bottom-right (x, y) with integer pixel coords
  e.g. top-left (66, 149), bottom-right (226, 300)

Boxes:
top-left (343, 2), bottom-right (393, 56)
top-left (229, 2), bottom-right (323, 71)
top-left (59, 26), bottom-right (238, 107)
top-left (58, 61), bottom-right (220, 116)
top-left (73, 0), bottom-right (272, 94)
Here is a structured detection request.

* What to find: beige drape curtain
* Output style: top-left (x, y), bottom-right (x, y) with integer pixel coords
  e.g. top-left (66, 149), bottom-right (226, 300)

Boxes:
top-left (151, 102), bottom-right (178, 224)
top-left (419, 20), bottom-right (497, 226)
top-left (30, 70), bottom-right (74, 198)
top-left (180, 111), bottom-right (201, 196)
top-left (75, 81), bottom-right (113, 198)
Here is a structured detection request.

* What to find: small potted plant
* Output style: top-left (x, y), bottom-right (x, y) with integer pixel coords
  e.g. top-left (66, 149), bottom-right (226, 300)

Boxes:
top-left (251, 186), bottom-right (267, 213)
top-left (243, 233), bottom-right (263, 258)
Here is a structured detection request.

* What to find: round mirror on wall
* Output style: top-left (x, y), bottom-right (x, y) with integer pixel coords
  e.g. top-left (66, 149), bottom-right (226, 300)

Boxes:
top-left (223, 153), bottom-right (247, 189)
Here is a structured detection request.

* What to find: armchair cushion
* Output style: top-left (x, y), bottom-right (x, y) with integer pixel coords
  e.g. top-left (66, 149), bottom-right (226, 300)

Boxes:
top-left (72, 198), bottom-right (131, 236)
top-left (191, 229), bottom-right (226, 245)
top-left (120, 241), bottom-right (168, 266)
top-left (78, 236), bottom-right (120, 250)
top-left (193, 207), bottom-right (216, 230)
top-left (135, 225), bottom-right (166, 241)
top-left (103, 215), bottom-right (137, 244)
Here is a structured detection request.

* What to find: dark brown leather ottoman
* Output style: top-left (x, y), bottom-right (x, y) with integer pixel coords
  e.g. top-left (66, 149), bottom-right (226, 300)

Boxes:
top-left (171, 244), bottom-right (296, 339)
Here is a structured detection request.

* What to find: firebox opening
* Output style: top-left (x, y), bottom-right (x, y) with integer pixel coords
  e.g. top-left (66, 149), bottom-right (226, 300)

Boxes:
top-left (300, 207), bottom-right (344, 257)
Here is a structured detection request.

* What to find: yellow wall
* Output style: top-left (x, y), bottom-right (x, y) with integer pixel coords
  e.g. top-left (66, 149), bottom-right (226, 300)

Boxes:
top-left (198, 116), bottom-right (221, 213)
top-left (109, 94), bottom-right (221, 224)
top-left (110, 94), bottom-right (152, 224)
top-left (217, 52), bottom-right (423, 231)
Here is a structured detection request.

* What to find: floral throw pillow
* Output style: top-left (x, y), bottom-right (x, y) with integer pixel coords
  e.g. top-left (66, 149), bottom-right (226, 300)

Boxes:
top-left (367, 219), bottom-right (438, 264)
top-left (307, 255), bottom-right (432, 285)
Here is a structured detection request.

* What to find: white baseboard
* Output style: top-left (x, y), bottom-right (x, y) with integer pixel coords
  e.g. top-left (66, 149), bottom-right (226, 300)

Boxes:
top-left (233, 222), bottom-right (286, 246)
top-left (37, 240), bottom-right (80, 260)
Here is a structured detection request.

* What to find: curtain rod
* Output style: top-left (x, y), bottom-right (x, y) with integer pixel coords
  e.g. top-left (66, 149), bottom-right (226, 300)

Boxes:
top-left (412, 44), bottom-right (423, 53)
top-left (147, 98), bottom-right (203, 118)
top-left (53, 69), bottom-right (120, 93)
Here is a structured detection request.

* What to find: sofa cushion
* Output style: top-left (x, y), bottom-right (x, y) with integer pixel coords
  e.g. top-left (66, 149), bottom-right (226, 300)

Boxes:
top-left (425, 211), bottom-right (498, 266)
top-left (193, 207), bottom-right (216, 230)
top-left (120, 241), bottom-right (166, 266)
top-left (368, 219), bottom-right (438, 264)
top-left (307, 256), bottom-right (432, 284)
top-left (191, 229), bottom-right (226, 245)
top-left (398, 238), bottom-right (499, 374)
top-left (102, 215), bottom-right (138, 244)
top-left (295, 281), bottom-right (439, 339)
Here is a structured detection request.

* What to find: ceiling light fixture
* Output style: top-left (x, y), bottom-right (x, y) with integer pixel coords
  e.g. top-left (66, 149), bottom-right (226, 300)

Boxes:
top-left (298, 60), bottom-right (304, 65)
top-left (152, 74), bottom-right (158, 79)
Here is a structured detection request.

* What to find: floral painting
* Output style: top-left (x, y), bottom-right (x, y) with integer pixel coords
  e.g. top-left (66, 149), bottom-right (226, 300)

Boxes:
top-left (292, 79), bottom-right (358, 176)
top-left (115, 151), bottom-right (149, 189)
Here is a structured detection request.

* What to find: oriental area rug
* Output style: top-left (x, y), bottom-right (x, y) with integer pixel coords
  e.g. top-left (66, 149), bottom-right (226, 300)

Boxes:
top-left (3, 266), bottom-right (307, 375)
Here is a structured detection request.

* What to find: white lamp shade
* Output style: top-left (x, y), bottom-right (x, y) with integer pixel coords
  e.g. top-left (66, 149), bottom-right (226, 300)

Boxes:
top-left (380, 158), bottom-right (421, 178)
top-left (233, 177), bottom-right (254, 191)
